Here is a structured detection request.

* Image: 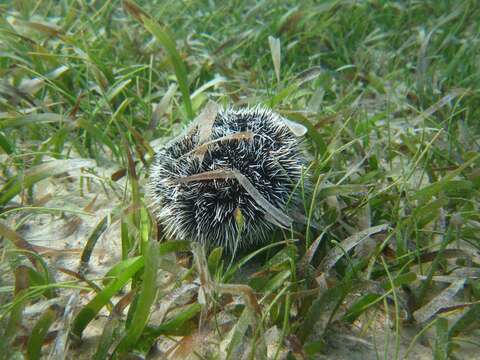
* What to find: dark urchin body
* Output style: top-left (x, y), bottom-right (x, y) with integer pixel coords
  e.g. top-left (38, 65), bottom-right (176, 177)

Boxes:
top-left (148, 107), bottom-right (304, 251)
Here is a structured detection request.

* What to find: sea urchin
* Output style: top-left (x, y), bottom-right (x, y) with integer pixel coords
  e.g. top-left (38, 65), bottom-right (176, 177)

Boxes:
top-left (148, 103), bottom-right (306, 252)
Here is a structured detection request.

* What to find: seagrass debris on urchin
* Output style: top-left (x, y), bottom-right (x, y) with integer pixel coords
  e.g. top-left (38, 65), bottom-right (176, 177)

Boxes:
top-left (147, 102), bottom-right (307, 252)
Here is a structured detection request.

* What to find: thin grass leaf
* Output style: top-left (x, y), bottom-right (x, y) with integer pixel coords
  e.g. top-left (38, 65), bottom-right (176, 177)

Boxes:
top-left (196, 100), bottom-right (219, 145)
top-left (123, 137), bottom-right (140, 216)
top-left (175, 169), bottom-right (235, 183)
top-left (121, 220), bottom-right (133, 260)
top-left (26, 306), bottom-right (59, 360)
top-left (207, 247), bottom-right (223, 278)
top-left (0, 113), bottom-right (66, 130)
top-left (295, 66), bottom-right (322, 85)
top-left (223, 240), bottom-right (292, 282)
top-left (143, 303), bottom-right (202, 338)
top-left (14, 19), bottom-right (63, 36)
top-left (93, 291), bottom-right (134, 360)
top-left (268, 36), bottom-right (281, 83)
top-left (138, 206), bottom-right (150, 255)
top-left (448, 303), bottom-right (480, 338)
top-left (193, 100), bottom-right (220, 163)
top-left (343, 293), bottom-right (382, 323)
top-left (19, 65), bottom-right (69, 95)
top-left (119, 120), bottom-right (154, 162)
top-left (71, 256), bottom-right (145, 338)
top-left (25, 265), bottom-right (56, 299)
top-left (434, 317), bottom-right (449, 360)
top-left (106, 79), bottom-right (131, 103)
top-left (136, 303), bottom-right (201, 353)
top-left (280, 117), bottom-right (308, 137)
top-left (149, 83), bottom-right (178, 130)
top-left (318, 224), bottom-right (389, 272)
top-left (0, 266), bottom-right (29, 355)
top-left (0, 131), bottom-right (14, 154)
top-left (232, 170), bottom-right (293, 228)
top-left (382, 272), bottom-right (417, 291)
top-left (103, 256), bottom-right (143, 286)
top-left (115, 241), bottom-right (159, 354)
top-left (413, 279), bottom-right (466, 323)
top-left (190, 76), bottom-right (226, 100)
top-left (281, 111), bottom-right (327, 153)
top-left (158, 240), bottom-right (190, 255)
top-left (226, 307), bottom-right (255, 360)
top-left (104, 241), bottom-right (188, 286)
top-left (80, 215), bottom-right (109, 269)
top-left (0, 221), bottom-right (41, 270)
top-left (416, 223), bottom-right (452, 304)
top-left (57, 267), bottom-right (102, 294)
top-left (318, 184), bottom-right (368, 198)
top-left (301, 227), bottom-right (330, 266)
top-left (262, 270), bottom-right (291, 294)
